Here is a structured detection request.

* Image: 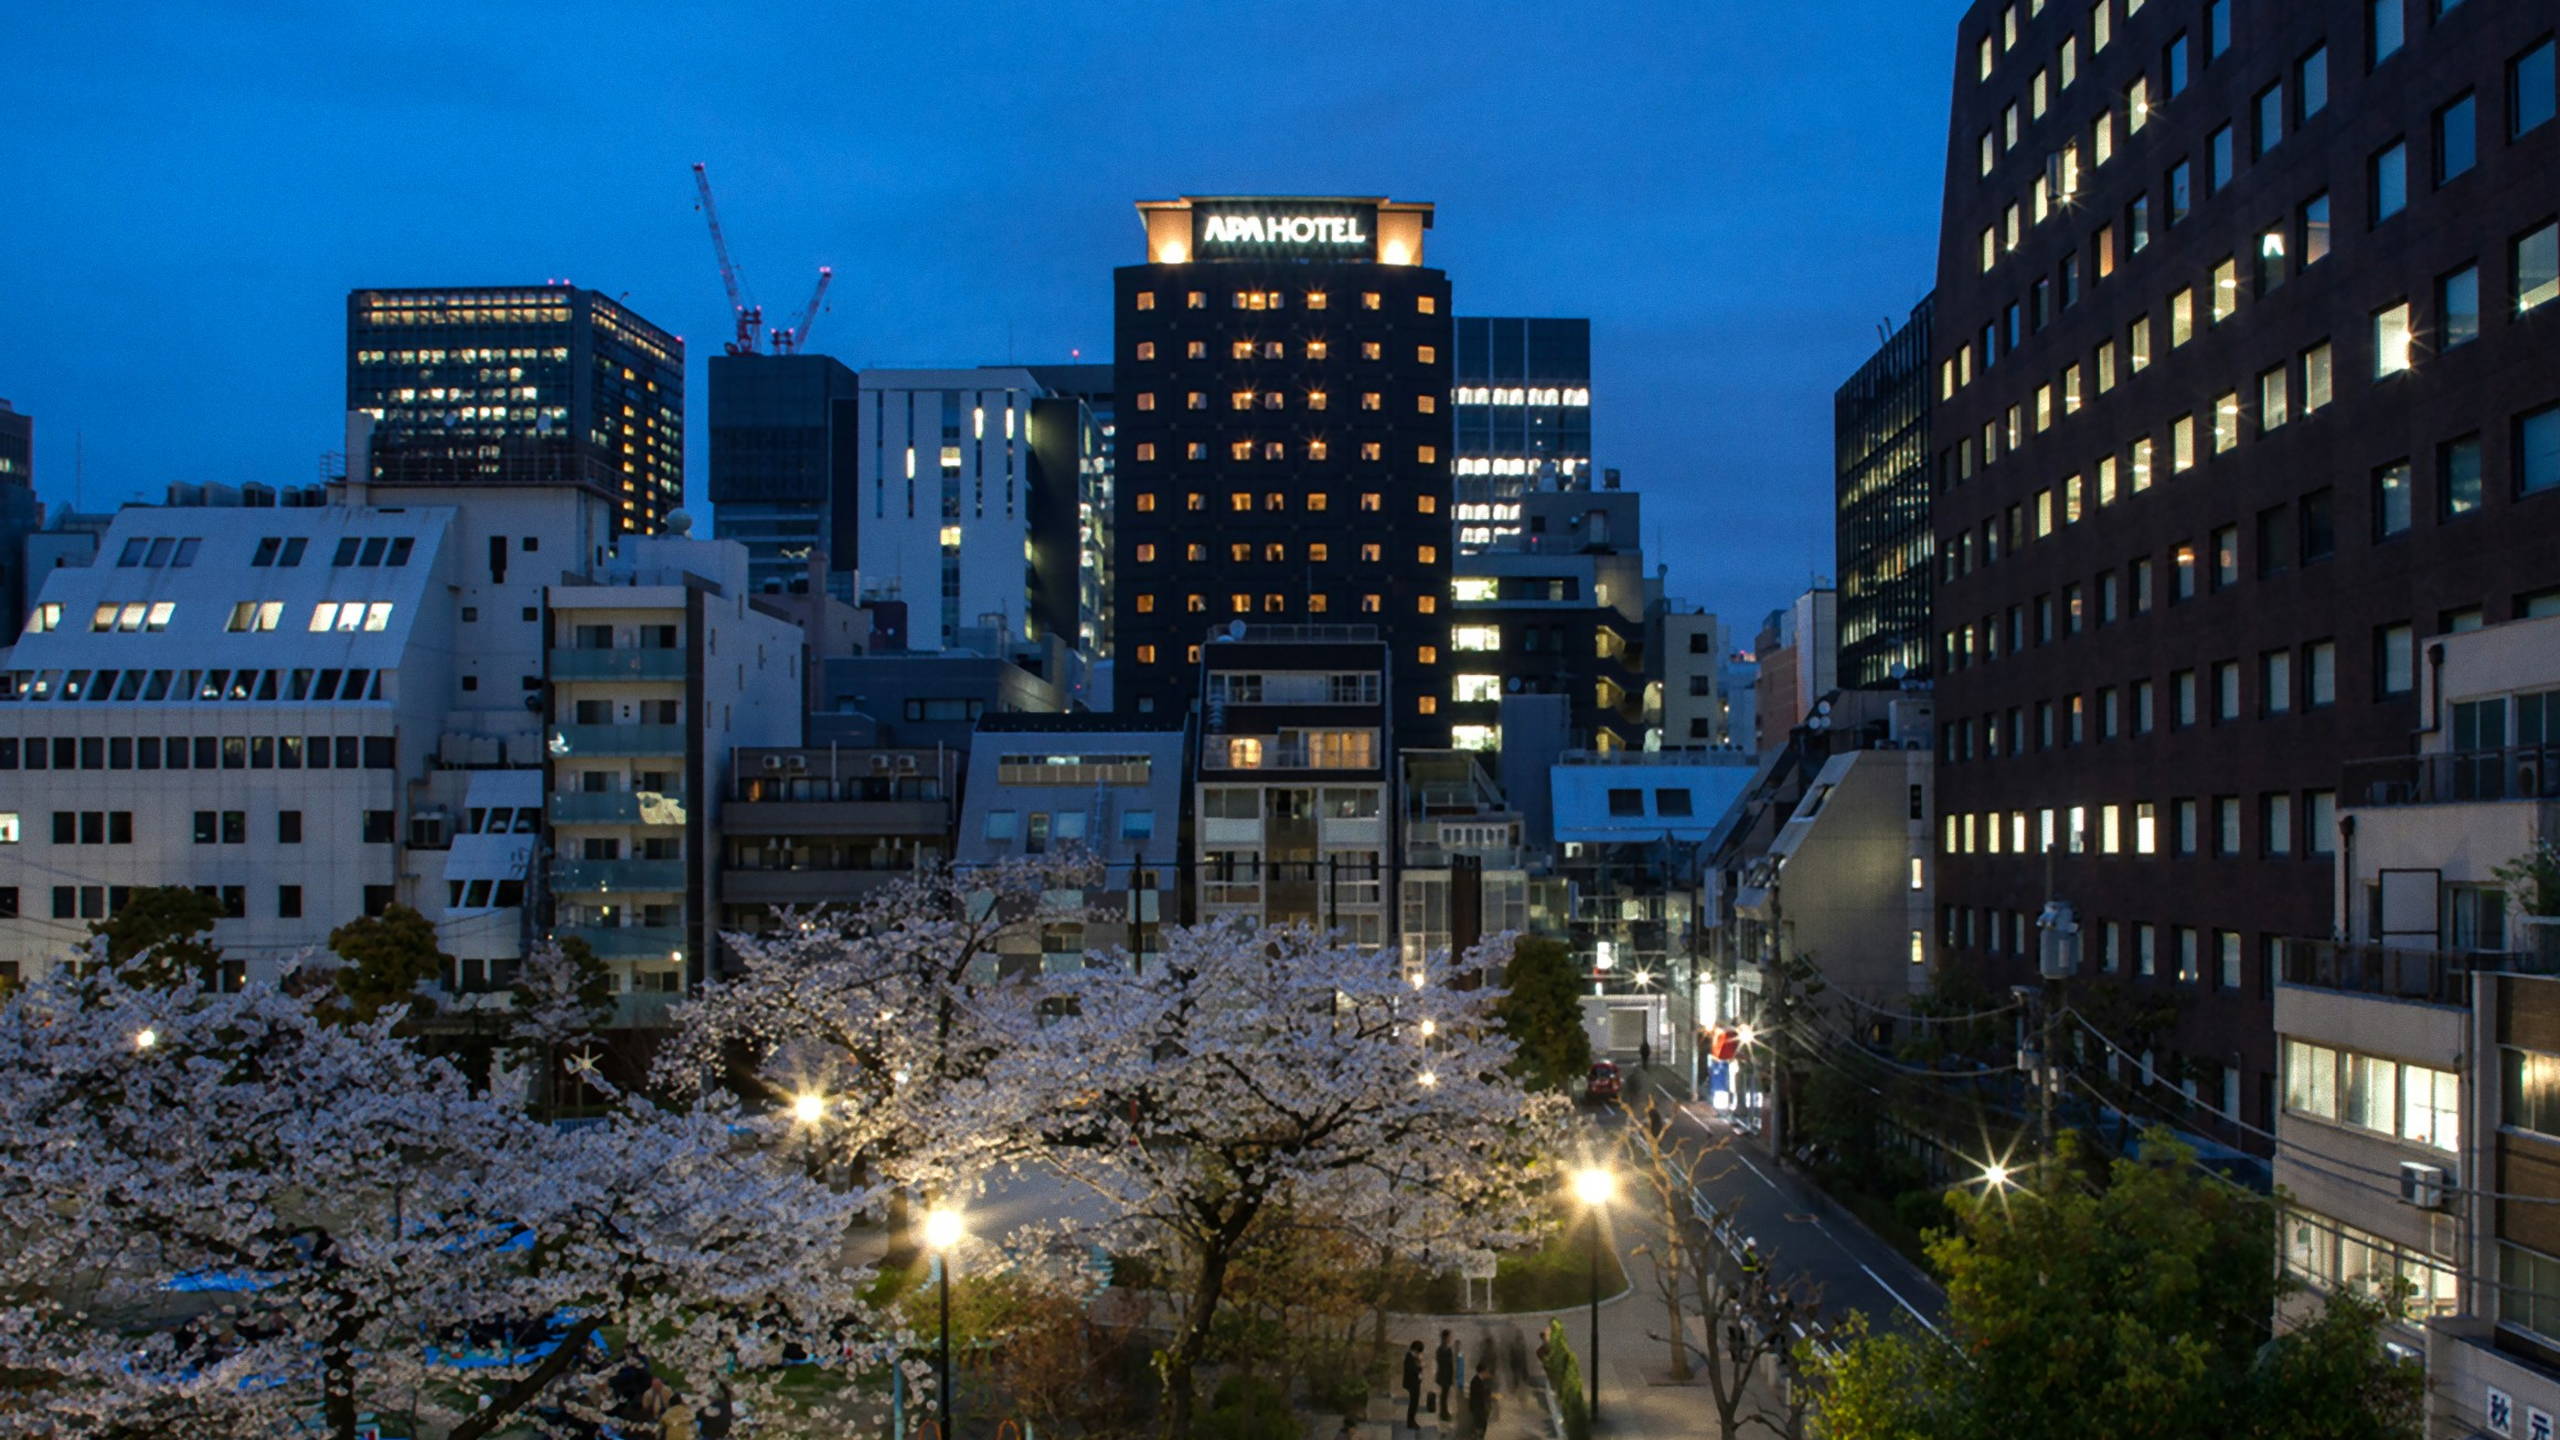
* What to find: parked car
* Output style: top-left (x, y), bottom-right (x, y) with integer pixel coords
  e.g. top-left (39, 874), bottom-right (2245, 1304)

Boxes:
top-left (1585, 1060), bottom-right (1623, 1102)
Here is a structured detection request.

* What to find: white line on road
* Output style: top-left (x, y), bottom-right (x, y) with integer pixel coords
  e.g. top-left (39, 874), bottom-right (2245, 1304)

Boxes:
top-left (1860, 1263), bottom-right (1943, 1338)
top-left (1732, 1152), bottom-right (1780, 1192)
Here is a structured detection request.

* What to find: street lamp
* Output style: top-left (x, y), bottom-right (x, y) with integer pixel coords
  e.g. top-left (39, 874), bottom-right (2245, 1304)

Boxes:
top-left (790, 1090), bottom-right (826, 1125)
top-left (132, 1027), bottom-right (158, 1051)
top-left (924, 1206), bottom-right (965, 1433)
top-left (1571, 1166), bottom-right (1615, 1423)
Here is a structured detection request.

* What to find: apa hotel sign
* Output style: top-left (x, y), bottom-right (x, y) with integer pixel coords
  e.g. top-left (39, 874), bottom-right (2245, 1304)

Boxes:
top-left (1191, 202), bottom-right (1380, 258)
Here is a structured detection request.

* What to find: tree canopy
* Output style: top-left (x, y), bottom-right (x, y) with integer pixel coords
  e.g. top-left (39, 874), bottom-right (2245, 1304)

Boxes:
top-left (1809, 1133), bottom-right (2422, 1440)
top-left (1494, 933), bottom-right (1591, 1091)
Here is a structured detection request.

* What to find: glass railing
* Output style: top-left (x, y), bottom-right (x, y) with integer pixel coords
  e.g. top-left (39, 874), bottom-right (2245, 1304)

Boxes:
top-left (2342, 746), bottom-right (2560, 807)
top-left (549, 648), bottom-right (685, 681)
top-left (548, 723), bottom-right (684, 758)
top-left (548, 790), bottom-right (688, 826)
top-left (550, 858), bottom-right (686, 893)
top-left (557, 924), bottom-right (686, 960)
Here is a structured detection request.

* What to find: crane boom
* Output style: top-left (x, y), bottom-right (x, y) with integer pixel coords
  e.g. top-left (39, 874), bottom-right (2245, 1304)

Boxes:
top-left (776, 266), bottom-right (834, 354)
top-left (690, 162), bottom-right (762, 355)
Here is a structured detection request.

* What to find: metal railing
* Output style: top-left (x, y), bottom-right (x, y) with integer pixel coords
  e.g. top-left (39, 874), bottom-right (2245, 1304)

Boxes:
top-left (2278, 938), bottom-right (2547, 1006)
top-left (551, 859), bottom-right (687, 893)
top-left (549, 790), bottom-right (688, 825)
top-left (2342, 745), bottom-right (2560, 807)
top-left (548, 723), bottom-right (684, 758)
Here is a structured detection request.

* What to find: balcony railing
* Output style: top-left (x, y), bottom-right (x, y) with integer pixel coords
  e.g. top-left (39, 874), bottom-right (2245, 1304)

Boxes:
top-left (2278, 938), bottom-right (2551, 1006)
top-left (550, 647), bottom-right (685, 682)
top-left (548, 723), bottom-right (684, 758)
top-left (2342, 745), bottom-right (2560, 807)
top-left (551, 858), bottom-right (686, 893)
top-left (557, 924), bottom-right (686, 960)
top-left (549, 790), bottom-right (688, 826)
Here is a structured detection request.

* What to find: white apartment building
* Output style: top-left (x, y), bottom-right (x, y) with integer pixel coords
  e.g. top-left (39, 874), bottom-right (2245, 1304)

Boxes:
top-left (544, 530), bottom-right (802, 1017)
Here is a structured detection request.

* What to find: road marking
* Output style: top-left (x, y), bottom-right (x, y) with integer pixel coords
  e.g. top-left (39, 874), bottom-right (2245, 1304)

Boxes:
top-left (1860, 1263), bottom-right (1943, 1338)
top-left (1732, 1152), bottom-right (1780, 1191)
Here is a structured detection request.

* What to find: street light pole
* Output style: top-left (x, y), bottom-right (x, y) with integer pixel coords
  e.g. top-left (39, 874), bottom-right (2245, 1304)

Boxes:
top-left (1571, 1166), bottom-right (1614, 1424)
top-left (924, 1207), bottom-right (965, 1437)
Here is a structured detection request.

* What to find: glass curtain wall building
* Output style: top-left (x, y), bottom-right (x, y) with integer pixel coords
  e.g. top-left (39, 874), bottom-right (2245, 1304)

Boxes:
top-left (1835, 297), bottom-right (1935, 687)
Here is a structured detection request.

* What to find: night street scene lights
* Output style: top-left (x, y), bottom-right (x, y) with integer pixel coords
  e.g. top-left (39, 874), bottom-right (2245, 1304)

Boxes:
top-left (1571, 1165), bottom-right (1615, 1422)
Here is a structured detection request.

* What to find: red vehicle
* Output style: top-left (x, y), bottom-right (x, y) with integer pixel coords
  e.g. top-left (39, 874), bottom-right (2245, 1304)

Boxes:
top-left (1585, 1060), bottom-right (1623, 1102)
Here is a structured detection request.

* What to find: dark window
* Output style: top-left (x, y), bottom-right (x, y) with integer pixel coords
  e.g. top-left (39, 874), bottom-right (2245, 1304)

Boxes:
top-left (109, 812), bottom-right (131, 844)
top-left (278, 810), bottom-right (302, 844)
top-left (0, 888), bottom-right (15, 918)
top-left (2516, 39), bottom-right (2557, 138)
top-left (222, 812), bottom-right (245, 844)
top-left (2443, 435), bottom-right (2484, 518)
top-left (49, 812), bottom-right (73, 844)
top-left (2522, 406), bottom-right (2560, 496)
top-left (51, 887), bottom-right (73, 919)
top-left (1607, 788), bottom-right (1644, 818)
top-left (364, 736), bottom-right (396, 769)
top-left (333, 537), bottom-right (361, 567)
top-left (1655, 789), bottom-right (1694, 818)
top-left (362, 884), bottom-right (395, 918)
top-left (2301, 488), bottom-right (2337, 562)
top-left (277, 886), bottom-right (303, 920)
top-left (362, 810), bottom-right (396, 844)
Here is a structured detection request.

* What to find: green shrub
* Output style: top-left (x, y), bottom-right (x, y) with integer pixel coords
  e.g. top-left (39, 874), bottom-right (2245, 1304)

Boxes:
top-left (1197, 1374), bottom-right (1297, 1440)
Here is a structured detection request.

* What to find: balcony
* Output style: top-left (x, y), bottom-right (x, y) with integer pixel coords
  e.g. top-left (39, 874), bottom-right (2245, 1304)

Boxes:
top-left (550, 647), bottom-right (685, 682)
top-left (2343, 745), bottom-right (2560, 807)
top-left (547, 723), bottom-right (684, 758)
top-left (557, 924), bottom-right (686, 961)
top-left (549, 790), bottom-right (689, 826)
top-left (551, 858), bottom-right (686, 894)
top-left (2278, 938), bottom-right (2547, 1007)
top-left (721, 798), bottom-right (950, 837)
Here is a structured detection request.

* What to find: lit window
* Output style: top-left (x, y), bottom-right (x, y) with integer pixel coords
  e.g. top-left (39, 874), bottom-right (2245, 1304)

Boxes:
top-left (1417, 596), bottom-right (1437, 614)
top-left (2170, 289), bottom-right (2194, 346)
top-left (2373, 302), bottom-right (2412, 377)
top-left (1361, 595), bottom-right (1382, 613)
top-left (1135, 595), bottom-right (1155, 613)
top-left (1136, 645), bottom-right (1156, 663)
top-left (1308, 390), bottom-right (1328, 410)
top-left (1418, 295), bottom-right (1437, 314)
top-left (1186, 292), bottom-right (1205, 308)
top-left (2214, 392), bottom-right (2239, 453)
top-left (1307, 292), bottom-right (1328, 310)
top-left (1135, 342), bottom-right (1155, 360)
top-left (1452, 625), bottom-right (1501, 652)
top-left (1361, 493), bottom-right (1382, 512)
top-left (1135, 493), bottom-right (1157, 512)
top-left (1417, 545), bottom-right (1438, 564)
top-left (1360, 543), bottom-right (1382, 562)
top-left (1361, 292), bottom-right (1380, 310)
top-left (1417, 395), bottom-right (1436, 414)
top-left (1308, 440), bottom-right (1328, 460)
top-left (2211, 258), bottom-right (2238, 322)
top-left (1135, 443), bottom-right (1156, 461)
top-left (1231, 493), bottom-right (1253, 513)
top-left (1416, 346), bottom-right (1436, 364)
top-left (1135, 292), bottom-right (1156, 311)
top-left (1361, 342), bottom-right (1381, 359)
top-left (2517, 222), bottom-right (2558, 314)
top-left (1417, 447), bottom-right (1437, 465)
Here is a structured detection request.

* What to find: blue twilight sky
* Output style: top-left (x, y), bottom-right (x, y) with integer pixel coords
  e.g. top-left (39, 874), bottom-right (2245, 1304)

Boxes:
top-left (0, 1), bottom-right (1955, 636)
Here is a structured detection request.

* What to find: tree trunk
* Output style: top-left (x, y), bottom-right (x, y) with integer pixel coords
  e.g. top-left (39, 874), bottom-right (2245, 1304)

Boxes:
top-left (1160, 1219), bottom-right (1251, 1440)
top-left (1664, 1279), bottom-right (1692, 1382)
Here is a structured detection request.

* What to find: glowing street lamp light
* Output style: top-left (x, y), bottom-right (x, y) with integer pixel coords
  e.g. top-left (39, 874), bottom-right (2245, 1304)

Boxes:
top-left (791, 1091), bottom-right (826, 1125)
top-left (924, 1208), bottom-right (967, 1430)
top-left (1417, 1068), bottom-right (1439, 1088)
top-left (1572, 1166), bottom-right (1615, 1421)
top-left (132, 1027), bottom-right (159, 1051)
top-left (1981, 1162), bottom-right (2013, 1191)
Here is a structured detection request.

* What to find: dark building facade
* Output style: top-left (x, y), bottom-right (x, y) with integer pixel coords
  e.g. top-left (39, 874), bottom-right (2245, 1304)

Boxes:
top-left (1836, 297), bottom-right (1935, 688)
top-left (707, 352), bottom-right (860, 596)
top-left (1448, 479), bottom-right (1651, 754)
top-left (347, 285), bottom-right (685, 533)
top-left (0, 400), bottom-right (35, 637)
top-left (1113, 196), bottom-right (1453, 752)
top-left (1452, 317), bottom-right (1593, 551)
top-left (1931, 0), bottom-right (2560, 1143)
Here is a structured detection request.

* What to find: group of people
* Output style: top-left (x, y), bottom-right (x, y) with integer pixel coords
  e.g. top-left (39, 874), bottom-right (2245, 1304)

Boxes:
top-left (563, 1355), bottom-right (732, 1440)
top-left (1393, 1329), bottom-right (1501, 1438)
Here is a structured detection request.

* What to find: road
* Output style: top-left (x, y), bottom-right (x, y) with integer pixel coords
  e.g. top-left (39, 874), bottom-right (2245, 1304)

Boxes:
top-left (1608, 1075), bottom-right (1947, 1344)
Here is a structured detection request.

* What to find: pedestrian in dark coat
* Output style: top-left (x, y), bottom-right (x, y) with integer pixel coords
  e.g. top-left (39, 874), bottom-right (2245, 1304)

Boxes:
top-left (1466, 1370), bottom-right (1494, 1437)
top-left (1403, 1339), bottom-right (1427, 1431)
top-left (1434, 1329), bottom-right (1456, 1419)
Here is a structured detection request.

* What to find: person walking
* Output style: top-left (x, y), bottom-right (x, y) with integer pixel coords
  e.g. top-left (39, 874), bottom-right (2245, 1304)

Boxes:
top-left (1639, 1034), bottom-right (1653, 1075)
top-left (1466, 1369), bottom-right (1493, 1438)
top-left (1403, 1339), bottom-right (1427, 1432)
top-left (1434, 1329), bottom-right (1456, 1422)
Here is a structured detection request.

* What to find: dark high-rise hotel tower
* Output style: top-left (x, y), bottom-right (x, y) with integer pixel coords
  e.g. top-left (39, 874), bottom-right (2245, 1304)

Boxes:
top-left (1112, 196), bottom-right (1454, 749)
top-left (347, 285), bottom-right (685, 533)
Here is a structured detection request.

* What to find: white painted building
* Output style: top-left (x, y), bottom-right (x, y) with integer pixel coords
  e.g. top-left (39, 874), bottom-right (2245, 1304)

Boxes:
top-left (854, 368), bottom-right (1087, 657)
top-left (0, 488), bottom-right (804, 1018)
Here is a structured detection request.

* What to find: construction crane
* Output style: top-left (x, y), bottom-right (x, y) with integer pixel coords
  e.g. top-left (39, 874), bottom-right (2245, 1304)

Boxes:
top-left (689, 162), bottom-right (832, 356)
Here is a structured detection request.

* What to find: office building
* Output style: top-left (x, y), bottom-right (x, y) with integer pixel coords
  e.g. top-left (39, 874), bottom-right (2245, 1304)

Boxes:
top-left (1452, 317), bottom-right (1593, 551)
top-left (954, 713), bottom-right (1189, 968)
top-left (1656, 606), bottom-right (1732, 749)
top-left (717, 745), bottom-right (960, 932)
top-left (347, 285), bottom-right (685, 533)
top-left (1194, 627), bottom-right (1396, 947)
top-left (1447, 476), bottom-right (1651, 754)
top-left (1930, 0), bottom-right (2560, 1144)
top-left (707, 352), bottom-right (861, 597)
top-left (854, 368), bottom-right (1092, 662)
top-left (1112, 196), bottom-right (1454, 752)
top-left (0, 487), bottom-right (620, 989)
top-left (1027, 362), bottom-right (1120, 696)
top-left (1836, 298), bottom-right (1935, 687)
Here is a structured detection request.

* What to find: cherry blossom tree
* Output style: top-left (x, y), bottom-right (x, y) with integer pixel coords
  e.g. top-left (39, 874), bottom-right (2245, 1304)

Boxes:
top-left (660, 854), bottom-right (1102, 1204)
top-left (965, 921), bottom-right (1571, 1440)
top-left (0, 955), bottom-right (898, 1440)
